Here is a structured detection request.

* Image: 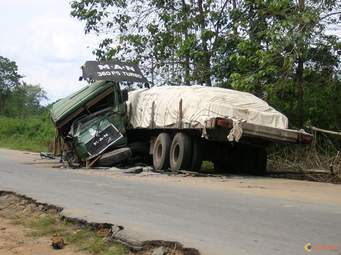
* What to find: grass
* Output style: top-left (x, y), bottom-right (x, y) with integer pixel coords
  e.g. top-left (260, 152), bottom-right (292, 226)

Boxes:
top-left (200, 161), bottom-right (215, 172)
top-left (268, 140), bottom-right (340, 174)
top-left (3, 209), bottom-right (127, 255)
top-left (0, 193), bottom-right (131, 255)
top-left (0, 113), bottom-right (55, 152)
top-left (26, 215), bottom-right (62, 237)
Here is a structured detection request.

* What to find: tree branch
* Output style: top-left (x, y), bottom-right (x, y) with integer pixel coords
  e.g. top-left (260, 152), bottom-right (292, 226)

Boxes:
top-left (320, 11), bottom-right (341, 21)
top-left (214, 0), bottom-right (229, 32)
top-left (212, 0), bottom-right (230, 47)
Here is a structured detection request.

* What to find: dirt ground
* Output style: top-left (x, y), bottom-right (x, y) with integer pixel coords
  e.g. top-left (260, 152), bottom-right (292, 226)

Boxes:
top-left (0, 191), bottom-right (93, 255)
top-left (0, 190), bottom-right (197, 255)
top-left (0, 217), bottom-right (84, 255)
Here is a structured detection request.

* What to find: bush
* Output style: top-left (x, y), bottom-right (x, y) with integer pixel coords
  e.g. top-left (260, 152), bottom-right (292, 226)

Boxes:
top-left (268, 131), bottom-right (341, 181)
top-left (0, 112), bottom-right (55, 152)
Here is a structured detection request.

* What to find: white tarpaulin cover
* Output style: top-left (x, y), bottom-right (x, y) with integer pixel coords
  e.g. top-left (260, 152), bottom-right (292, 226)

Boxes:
top-left (127, 85), bottom-right (288, 130)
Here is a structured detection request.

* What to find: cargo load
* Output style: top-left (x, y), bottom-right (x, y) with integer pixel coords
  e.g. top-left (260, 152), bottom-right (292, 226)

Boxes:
top-left (127, 85), bottom-right (288, 130)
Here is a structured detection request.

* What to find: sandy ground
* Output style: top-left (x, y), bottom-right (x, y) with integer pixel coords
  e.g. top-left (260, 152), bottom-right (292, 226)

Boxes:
top-left (0, 191), bottom-right (190, 255)
top-left (2, 148), bottom-right (341, 206)
top-left (0, 217), bottom-right (84, 255)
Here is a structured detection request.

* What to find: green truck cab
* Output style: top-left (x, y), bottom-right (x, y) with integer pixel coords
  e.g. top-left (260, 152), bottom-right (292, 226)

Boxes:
top-left (69, 107), bottom-right (127, 161)
top-left (50, 61), bottom-right (147, 166)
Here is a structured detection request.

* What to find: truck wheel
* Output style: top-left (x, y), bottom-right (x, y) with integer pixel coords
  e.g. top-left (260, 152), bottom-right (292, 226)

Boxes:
top-left (96, 147), bottom-right (132, 167)
top-left (153, 133), bottom-right (171, 170)
top-left (190, 137), bottom-right (203, 172)
top-left (213, 145), bottom-right (233, 173)
top-left (237, 146), bottom-right (267, 175)
top-left (128, 142), bottom-right (149, 156)
top-left (170, 133), bottom-right (192, 171)
top-left (213, 161), bottom-right (225, 172)
top-left (253, 147), bottom-right (267, 175)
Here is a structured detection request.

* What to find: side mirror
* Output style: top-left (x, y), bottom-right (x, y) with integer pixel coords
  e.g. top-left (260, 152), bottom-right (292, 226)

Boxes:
top-left (122, 89), bottom-right (128, 102)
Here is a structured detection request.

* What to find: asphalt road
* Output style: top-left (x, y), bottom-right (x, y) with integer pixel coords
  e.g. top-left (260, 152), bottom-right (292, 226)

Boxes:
top-left (0, 150), bottom-right (340, 255)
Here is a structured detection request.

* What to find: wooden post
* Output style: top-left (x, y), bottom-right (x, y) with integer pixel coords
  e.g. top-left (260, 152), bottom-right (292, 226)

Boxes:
top-left (311, 126), bottom-right (341, 137)
top-left (150, 101), bottom-right (155, 128)
top-left (53, 129), bottom-right (62, 156)
top-left (178, 99), bottom-right (183, 128)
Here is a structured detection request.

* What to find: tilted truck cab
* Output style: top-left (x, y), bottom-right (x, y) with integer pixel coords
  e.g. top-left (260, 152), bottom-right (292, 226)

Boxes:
top-left (50, 61), bottom-right (147, 166)
top-left (51, 81), bottom-right (127, 164)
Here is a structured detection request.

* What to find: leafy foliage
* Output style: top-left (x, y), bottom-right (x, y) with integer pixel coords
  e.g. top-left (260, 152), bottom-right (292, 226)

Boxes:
top-left (0, 55), bottom-right (47, 116)
top-left (0, 55), bottom-right (53, 151)
top-left (0, 56), bottom-right (22, 113)
top-left (71, 0), bottom-right (340, 130)
top-left (0, 114), bottom-right (54, 152)
top-left (228, 0), bottom-right (341, 128)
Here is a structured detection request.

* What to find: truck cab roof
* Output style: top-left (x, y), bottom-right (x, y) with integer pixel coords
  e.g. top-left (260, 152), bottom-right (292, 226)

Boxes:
top-left (51, 80), bottom-right (121, 133)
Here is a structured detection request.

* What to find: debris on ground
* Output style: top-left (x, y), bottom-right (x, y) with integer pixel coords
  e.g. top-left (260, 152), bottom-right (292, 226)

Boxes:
top-left (122, 166), bottom-right (144, 174)
top-left (151, 246), bottom-right (166, 255)
top-left (51, 233), bottom-right (65, 249)
top-left (40, 152), bottom-right (55, 159)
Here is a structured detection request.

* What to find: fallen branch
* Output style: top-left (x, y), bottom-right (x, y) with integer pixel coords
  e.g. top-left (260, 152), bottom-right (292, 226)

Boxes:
top-left (310, 126), bottom-right (341, 137)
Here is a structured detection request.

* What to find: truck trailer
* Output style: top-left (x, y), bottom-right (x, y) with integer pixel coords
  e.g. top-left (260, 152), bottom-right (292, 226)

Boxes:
top-left (50, 61), bottom-right (312, 174)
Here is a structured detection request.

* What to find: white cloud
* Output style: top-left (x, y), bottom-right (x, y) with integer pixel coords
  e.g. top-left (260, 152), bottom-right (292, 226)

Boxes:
top-left (27, 16), bottom-right (89, 63)
top-left (0, 0), bottom-right (100, 102)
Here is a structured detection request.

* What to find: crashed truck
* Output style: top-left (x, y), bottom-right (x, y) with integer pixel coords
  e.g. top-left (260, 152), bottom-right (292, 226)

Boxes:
top-left (50, 61), bottom-right (313, 174)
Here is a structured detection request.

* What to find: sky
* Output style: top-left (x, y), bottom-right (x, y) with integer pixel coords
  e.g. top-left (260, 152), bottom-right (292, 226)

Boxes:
top-left (0, 1), bottom-right (339, 103)
top-left (0, 0), bottom-right (98, 102)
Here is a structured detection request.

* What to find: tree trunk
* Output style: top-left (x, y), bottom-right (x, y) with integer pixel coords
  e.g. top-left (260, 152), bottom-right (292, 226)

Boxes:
top-left (296, 0), bottom-right (305, 128)
top-left (0, 94), bottom-right (4, 114)
top-left (232, 0), bottom-right (237, 35)
top-left (151, 55), bottom-right (155, 86)
top-left (0, 90), bottom-right (7, 115)
top-left (296, 58), bottom-right (304, 128)
top-left (181, 0), bottom-right (190, 86)
top-left (197, 0), bottom-right (212, 86)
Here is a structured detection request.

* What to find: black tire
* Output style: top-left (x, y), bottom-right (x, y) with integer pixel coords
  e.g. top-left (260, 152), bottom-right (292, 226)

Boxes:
top-left (128, 142), bottom-right (149, 155)
top-left (213, 161), bottom-right (223, 172)
top-left (190, 137), bottom-right (203, 172)
top-left (153, 133), bottom-right (171, 170)
top-left (170, 132), bottom-right (192, 171)
top-left (233, 145), bottom-right (267, 175)
top-left (253, 147), bottom-right (267, 176)
top-left (213, 144), bottom-right (234, 173)
top-left (96, 147), bottom-right (132, 167)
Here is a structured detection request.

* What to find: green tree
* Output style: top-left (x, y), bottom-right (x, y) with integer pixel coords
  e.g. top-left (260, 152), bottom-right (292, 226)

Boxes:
top-left (70, 0), bottom-right (233, 86)
top-left (6, 83), bottom-right (47, 116)
top-left (0, 55), bottom-right (47, 117)
top-left (71, 0), bottom-right (340, 130)
top-left (0, 56), bottom-right (22, 114)
top-left (228, 0), bottom-right (341, 128)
